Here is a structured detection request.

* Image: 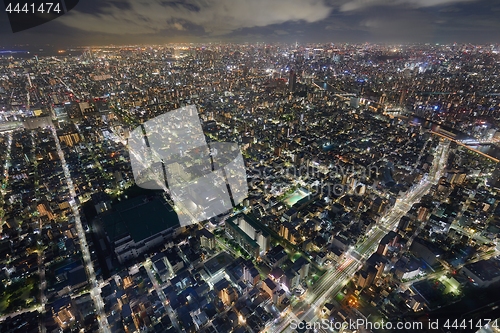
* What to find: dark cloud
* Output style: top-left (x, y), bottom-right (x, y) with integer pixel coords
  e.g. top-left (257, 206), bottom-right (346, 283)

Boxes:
top-left (160, 1), bottom-right (201, 12)
top-left (73, 0), bottom-right (133, 15)
top-left (334, 0), bottom-right (479, 12)
top-left (108, 1), bottom-right (133, 10)
top-left (0, 0), bottom-right (498, 46)
top-left (54, 0), bottom-right (332, 36)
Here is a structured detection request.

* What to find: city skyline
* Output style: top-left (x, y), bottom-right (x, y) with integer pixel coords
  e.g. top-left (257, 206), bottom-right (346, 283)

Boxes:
top-left (1, 17), bottom-right (500, 333)
top-left (0, 0), bottom-right (500, 48)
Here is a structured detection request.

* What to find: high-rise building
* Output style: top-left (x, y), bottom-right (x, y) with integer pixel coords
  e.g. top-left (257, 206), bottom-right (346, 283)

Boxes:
top-left (58, 132), bottom-right (80, 147)
top-left (221, 286), bottom-right (238, 306)
top-left (417, 207), bottom-right (429, 221)
top-left (379, 93), bottom-right (387, 105)
top-left (377, 231), bottom-right (399, 256)
top-left (225, 214), bottom-right (270, 257)
top-left (289, 70), bottom-right (296, 93)
top-left (350, 97), bottom-right (360, 108)
top-left (198, 228), bottom-right (216, 250)
top-left (243, 260), bottom-right (260, 286)
top-left (356, 266), bottom-right (377, 289)
top-left (398, 216), bottom-right (411, 231)
top-left (262, 278), bottom-right (278, 298)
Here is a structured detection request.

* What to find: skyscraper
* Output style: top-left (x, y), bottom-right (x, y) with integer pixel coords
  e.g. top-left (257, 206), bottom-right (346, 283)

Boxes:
top-left (289, 70), bottom-right (296, 93)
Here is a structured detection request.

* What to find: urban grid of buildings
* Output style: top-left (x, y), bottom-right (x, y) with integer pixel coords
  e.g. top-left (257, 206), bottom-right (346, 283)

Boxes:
top-left (0, 43), bottom-right (499, 333)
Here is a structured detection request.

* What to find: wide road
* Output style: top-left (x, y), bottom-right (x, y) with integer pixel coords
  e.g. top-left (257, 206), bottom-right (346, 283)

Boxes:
top-left (50, 126), bottom-right (111, 333)
top-left (270, 140), bottom-right (449, 333)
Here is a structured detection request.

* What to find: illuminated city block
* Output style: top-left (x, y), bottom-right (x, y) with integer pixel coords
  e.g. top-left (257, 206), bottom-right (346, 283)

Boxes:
top-left (128, 105), bottom-right (248, 226)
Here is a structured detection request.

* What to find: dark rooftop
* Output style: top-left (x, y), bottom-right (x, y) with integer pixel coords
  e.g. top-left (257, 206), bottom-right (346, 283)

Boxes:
top-left (464, 258), bottom-right (500, 282)
top-left (101, 195), bottom-right (179, 243)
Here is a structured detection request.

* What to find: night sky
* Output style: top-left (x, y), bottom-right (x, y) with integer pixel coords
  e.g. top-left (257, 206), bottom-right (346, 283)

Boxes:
top-left (0, 0), bottom-right (499, 48)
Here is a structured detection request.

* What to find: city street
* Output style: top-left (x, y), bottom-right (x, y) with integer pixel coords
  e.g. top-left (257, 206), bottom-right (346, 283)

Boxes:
top-left (271, 140), bottom-right (449, 333)
top-left (143, 260), bottom-right (184, 332)
top-left (1, 36), bottom-right (496, 333)
top-left (50, 126), bottom-right (111, 333)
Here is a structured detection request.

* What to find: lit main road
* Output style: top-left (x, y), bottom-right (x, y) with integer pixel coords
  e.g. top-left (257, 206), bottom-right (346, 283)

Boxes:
top-left (50, 126), bottom-right (111, 333)
top-left (37, 216), bottom-right (47, 333)
top-left (1, 132), bottom-right (12, 186)
top-left (55, 74), bottom-right (81, 100)
top-left (271, 260), bottom-right (361, 333)
top-left (271, 141), bottom-right (449, 333)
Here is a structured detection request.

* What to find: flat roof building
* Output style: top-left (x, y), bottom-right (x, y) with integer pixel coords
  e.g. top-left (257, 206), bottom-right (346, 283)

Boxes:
top-left (461, 258), bottom-right (500, 287)
top-left (225, 214), bottom-right (270, 258)
top-left (100, 195), bottom-right (181, 263)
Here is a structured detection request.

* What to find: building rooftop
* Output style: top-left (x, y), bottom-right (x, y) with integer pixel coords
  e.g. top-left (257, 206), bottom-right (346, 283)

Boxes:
top-left (464, 258), bottom-right (500, 282)
top-left (101, 195), bottom-right (179, 243)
